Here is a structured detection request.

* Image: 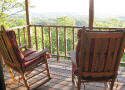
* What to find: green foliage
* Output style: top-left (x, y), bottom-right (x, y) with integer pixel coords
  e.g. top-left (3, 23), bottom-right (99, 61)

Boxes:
top-left (0, 0), bottom-right (25, 28)
top-left (31, 17), bottom-right (57, 25)
top-left (74, 17), bottom-right (88, 26)
top-left (57, 16), bottom-right (75, 26)
top-left (94, 18), bottom-right (125, 28)
top-left (56, 16), bottom-right (76, 55)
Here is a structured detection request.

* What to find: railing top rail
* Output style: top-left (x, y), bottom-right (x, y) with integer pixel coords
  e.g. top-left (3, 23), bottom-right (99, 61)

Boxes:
top-left (29, 25), bottom-right (83, 28)
top-left (8, 25), bottom-right (29, 31)
top-left (30, 24), bottom-right (125, 30)
top-left (92, 27), bottom-right (125, 30)
top-left (7, 24), bottom-right (125, 31)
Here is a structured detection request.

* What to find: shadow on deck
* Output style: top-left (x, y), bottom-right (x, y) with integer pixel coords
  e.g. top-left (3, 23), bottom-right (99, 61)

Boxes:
top-left (5, 58), bottom-right (125, 90)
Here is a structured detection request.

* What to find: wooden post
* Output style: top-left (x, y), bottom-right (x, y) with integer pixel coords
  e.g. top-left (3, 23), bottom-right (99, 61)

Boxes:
top-left (25, 0), bottom-right (32, 48)
top-left (89, 0), bottom-right (94, 30)
top-left (56, 27), bottom-right (59, 61)
top-left (0, 55), bottom-right (6, 90)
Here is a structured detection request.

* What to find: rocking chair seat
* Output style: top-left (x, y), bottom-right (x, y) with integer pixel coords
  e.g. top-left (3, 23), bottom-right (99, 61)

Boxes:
top-left (23, 48), bottom-right (51, 67)
top-left (23, 49), bottom-right (50, 68)
top-left (23, 48), bottom-right (51, 61)
top-left (23, 48), bottom-right (36, 57)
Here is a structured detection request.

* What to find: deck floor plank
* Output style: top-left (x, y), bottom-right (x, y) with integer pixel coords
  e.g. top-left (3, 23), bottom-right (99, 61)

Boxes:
top-left (4, 58), bottom-right (125, 90)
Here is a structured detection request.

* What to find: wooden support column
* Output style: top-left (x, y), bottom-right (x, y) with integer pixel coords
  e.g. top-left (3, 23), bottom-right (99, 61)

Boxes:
top-left (25, 0), bottom-right (32, 48)
top-left (89, 0), bottom-right (94, 30)
top-left (0, 55), bottom-right (6, 90)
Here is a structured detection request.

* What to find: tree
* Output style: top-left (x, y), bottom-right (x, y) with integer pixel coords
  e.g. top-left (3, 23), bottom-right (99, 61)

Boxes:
top-left (57, 16), bottom-right (75, 26)
top-left (55, 16), bottom-right (76, 55)
top-left (0, 1), bottom-right (25, 89)
top-left (0, 0), bottom-right (25, 28)
top-left (94, 18), bottom-right (125, 28)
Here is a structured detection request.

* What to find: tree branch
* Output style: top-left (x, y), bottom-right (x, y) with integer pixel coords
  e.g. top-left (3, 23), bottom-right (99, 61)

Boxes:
top-left (0, 10), bottom-right (24, 18)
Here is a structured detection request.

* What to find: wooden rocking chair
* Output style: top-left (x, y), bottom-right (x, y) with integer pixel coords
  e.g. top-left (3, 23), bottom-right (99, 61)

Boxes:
top-left (71, 27), bottom-right (125, 90)
top-left (0, 26), bottom-right (51, 90)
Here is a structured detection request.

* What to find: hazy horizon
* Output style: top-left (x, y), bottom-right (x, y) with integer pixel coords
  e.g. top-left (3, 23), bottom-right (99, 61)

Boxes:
top-left (30, 0), bottom-right (125, 17)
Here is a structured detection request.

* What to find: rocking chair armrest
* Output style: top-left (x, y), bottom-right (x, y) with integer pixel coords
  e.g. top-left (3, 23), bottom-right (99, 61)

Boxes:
top-left (120, 62), bottom-right (125, 65)
top-left (19, 44), bottom-right (27, 50)
top-left (70, 50), bottom-right (77, 66)
top-left (24, 48), bottom-right (48, 62)
top-left (39, 48), bottom-right (49, 55)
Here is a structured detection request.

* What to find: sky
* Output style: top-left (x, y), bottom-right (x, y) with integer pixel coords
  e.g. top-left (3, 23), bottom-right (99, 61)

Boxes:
top-left (30, 0), bottom-right (125, 17)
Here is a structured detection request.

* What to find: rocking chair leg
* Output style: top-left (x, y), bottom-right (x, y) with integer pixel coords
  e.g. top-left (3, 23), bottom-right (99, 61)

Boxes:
top-left (72, 73), bottom-right (75, 89)
top-left (77, 77), bottom-right (81, 90)
top-left (45, 58), bottom-right (51, 79)
top-left (72, 72), bottom-right (74, 82)
top-left (110, 79), bottom-right (115, 90)
top-left (7, 66), bottom-right (16, 81)
top-left (21, 72), bottom-right (29, 90)
top-left (72, 65), bottom-right (74, 82)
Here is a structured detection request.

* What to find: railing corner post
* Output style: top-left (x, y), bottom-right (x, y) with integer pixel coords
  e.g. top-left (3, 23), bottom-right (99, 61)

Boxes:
top-left (27, 25), bottom-right (32, 48)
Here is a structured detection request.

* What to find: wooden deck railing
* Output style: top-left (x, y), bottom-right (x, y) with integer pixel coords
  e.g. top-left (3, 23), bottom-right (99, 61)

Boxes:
top-left (29, 25), bottom-right (83, 60)
top-left (9, 25), bottom-right (125, 63)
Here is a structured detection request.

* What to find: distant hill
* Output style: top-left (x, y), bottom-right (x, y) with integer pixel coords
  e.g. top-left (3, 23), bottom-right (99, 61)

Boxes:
top-left (9, 12), bottom-right (125, 27)
top-left (30, 12), bottom-right (88, 18)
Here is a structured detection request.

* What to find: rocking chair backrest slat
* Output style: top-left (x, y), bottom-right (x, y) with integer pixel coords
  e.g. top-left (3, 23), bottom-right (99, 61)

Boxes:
top-left (104, 38), bottom-right (114, 72)
top-left (79, 28), bottom-right (125, 78)
top-left (114, 37), bottom-right (125, 72)
top-left (91, 39), bottom-right (99, 72)
top-left (0, 33), bottom-right (19, 68)
top-left (111, 38), bottom-right (121, 71)
top-left (84, 38), bottom-right (91, 72)
top-left (0, 34), bottom-right (13, 64)
top-left (0, 26), bottom-right (22, 70)
top-left (97, 38), bottom-right (108, 72)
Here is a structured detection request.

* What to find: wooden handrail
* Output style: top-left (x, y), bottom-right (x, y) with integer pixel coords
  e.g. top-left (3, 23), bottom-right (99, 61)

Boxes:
top-left (30, 25), bottom-right (125, 30)
top-left (8, 25), bottom-right (29, 31)
top-left (8, 25), bottom-right (125, 31)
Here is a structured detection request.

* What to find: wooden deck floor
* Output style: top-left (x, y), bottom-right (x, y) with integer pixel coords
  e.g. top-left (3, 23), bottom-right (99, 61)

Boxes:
top-left (4, 58), bottom-right (125, 90)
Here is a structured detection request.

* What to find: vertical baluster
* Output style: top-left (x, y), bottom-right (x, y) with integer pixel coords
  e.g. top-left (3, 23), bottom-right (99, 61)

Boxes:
top-left (41, 26), bottom-right (45, 49)
top-left (99, 28), bottom-right (101, 31)
top-left (72, 27), bottom-right (75, 50)
top-left (23, 27), bottom-right (27, 45)
top-left (109, 28), bottom-right (112, 31)
top-left (18, 28), bottom-right (21, 46)
top-left (48, 27), bottom-right (52, 53)
top-left (34, 26), bottom-right (38, 50)
top-left (64, 27), bottom-right (67, 57)
top-left (56, 27), bottom-right (59, 61)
